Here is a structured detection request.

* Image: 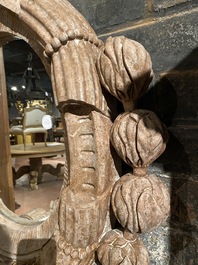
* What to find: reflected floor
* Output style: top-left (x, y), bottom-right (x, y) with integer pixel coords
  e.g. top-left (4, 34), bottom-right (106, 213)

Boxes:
top-left (13, 155), bottom-right (65, 216)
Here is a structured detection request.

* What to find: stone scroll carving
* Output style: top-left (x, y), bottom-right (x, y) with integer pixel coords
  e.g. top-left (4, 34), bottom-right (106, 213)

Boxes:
top-left (0, 0), bottom-right (170, 264)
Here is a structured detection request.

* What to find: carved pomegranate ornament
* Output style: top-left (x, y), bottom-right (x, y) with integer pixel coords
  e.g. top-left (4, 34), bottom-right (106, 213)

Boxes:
top-left (111, 173), bottom-right (170, 233)
top-left (110, 109), bottom-right (170, 233)
top-left (97, 36), bottom-right (153, 111)
top-left (110, 109), bottom-right (169, 168)
top-left (97, 229), bottom-right (150, 265)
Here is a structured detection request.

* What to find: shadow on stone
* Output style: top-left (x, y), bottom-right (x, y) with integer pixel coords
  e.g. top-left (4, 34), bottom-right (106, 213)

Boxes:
top-left (137, 49), bottom-right (197, 264)
top-left (16, 238), bottom-right (56, 265)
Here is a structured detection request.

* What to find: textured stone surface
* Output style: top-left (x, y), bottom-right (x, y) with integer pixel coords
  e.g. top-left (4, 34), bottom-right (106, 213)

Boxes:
top-left (141, 224), bottom-right (198, 265)
top-left (153, 0), bottom-right (198, 14)
top-left (150, 126), bottom-right (198, 177)
top-left (68, 0), bottom-right (146, 34)
top-left (137, 71), bottom-right (198, 127)
top-left (140, 225), bottom-right (170, 264)
top-left (103, 11), bottom-right (198, 73)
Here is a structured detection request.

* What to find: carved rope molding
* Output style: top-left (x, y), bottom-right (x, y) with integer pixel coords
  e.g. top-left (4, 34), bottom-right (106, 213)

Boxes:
top-left (0, 1), bottom-right (170, 265)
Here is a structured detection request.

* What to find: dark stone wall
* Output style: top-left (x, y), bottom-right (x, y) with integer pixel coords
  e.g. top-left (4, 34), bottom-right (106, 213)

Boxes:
top-left (68, 0), bottom-right (147, 34)
top-left (69, 0), bottom-right (198, 264)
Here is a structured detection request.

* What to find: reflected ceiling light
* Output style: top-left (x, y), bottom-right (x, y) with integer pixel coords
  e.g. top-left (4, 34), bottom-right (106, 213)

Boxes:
top-left (11, 86), bottom-right (17, 91)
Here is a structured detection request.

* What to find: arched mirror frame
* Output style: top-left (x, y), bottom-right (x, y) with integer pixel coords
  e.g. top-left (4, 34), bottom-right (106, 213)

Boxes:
top-left (0, 1), bottom-right (117, 264)
top-left (0, 0), bottom-right (107, 207)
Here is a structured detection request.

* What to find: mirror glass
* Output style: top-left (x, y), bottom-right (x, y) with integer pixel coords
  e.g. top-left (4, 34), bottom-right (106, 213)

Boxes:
top-left (3, 40), bottom-right (65, 217)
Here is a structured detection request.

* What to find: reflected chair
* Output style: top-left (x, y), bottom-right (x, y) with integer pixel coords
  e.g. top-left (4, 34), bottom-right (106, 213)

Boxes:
top-left (10, 105), bottom-right (48, 150)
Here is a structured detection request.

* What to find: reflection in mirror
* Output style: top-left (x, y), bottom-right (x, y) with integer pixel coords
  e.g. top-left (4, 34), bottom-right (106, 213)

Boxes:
top-left (3, 39), bottom-right (65, 217)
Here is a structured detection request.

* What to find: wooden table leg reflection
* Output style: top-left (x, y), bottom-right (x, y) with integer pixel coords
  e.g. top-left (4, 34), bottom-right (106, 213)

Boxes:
top-left (11, 142), bottom-right (65, 190)
top-left (29, 157), bottom-right (42, 190)
top-left (13, 157), bottom-right (64, 190)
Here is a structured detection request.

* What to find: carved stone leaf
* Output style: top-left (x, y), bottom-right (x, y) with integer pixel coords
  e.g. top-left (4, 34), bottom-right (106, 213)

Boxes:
top-left (136, 112), bottom-right (167, 165)
top-left (114, 112), bottom-right (140, 166)
top-left (110, 110), bottom-right (169, 167)
top-left (111, 173), bottom-right (170, 233)
top-left (122, 38), bottom-right (153, 99)
top-left (97, 229), bottom-right (150, 265)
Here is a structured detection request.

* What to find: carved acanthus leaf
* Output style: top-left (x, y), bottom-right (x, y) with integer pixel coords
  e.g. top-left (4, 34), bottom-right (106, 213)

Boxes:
top-left (97, 229), bottom-right (150, 265)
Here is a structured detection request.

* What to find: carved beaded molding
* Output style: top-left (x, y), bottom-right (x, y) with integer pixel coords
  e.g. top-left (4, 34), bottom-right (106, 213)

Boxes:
top-left (0, 1), bottom-right (170, 264)
top-left (44, 30), bottom-right (104, 58)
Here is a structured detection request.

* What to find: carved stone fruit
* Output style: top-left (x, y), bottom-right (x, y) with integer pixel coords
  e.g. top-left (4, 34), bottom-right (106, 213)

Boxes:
top-left (111, 173), bottom-right (170, 233)
top-left (97, 229), bottom-right (150, 265)
top-left (97, 36), bottom-right (153, 111)
top-left (110, 109), bottom-right (169, 168)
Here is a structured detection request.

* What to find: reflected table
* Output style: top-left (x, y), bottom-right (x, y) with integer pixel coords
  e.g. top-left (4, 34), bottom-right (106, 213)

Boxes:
top-left (11, 142), bottom-right (65, 190)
